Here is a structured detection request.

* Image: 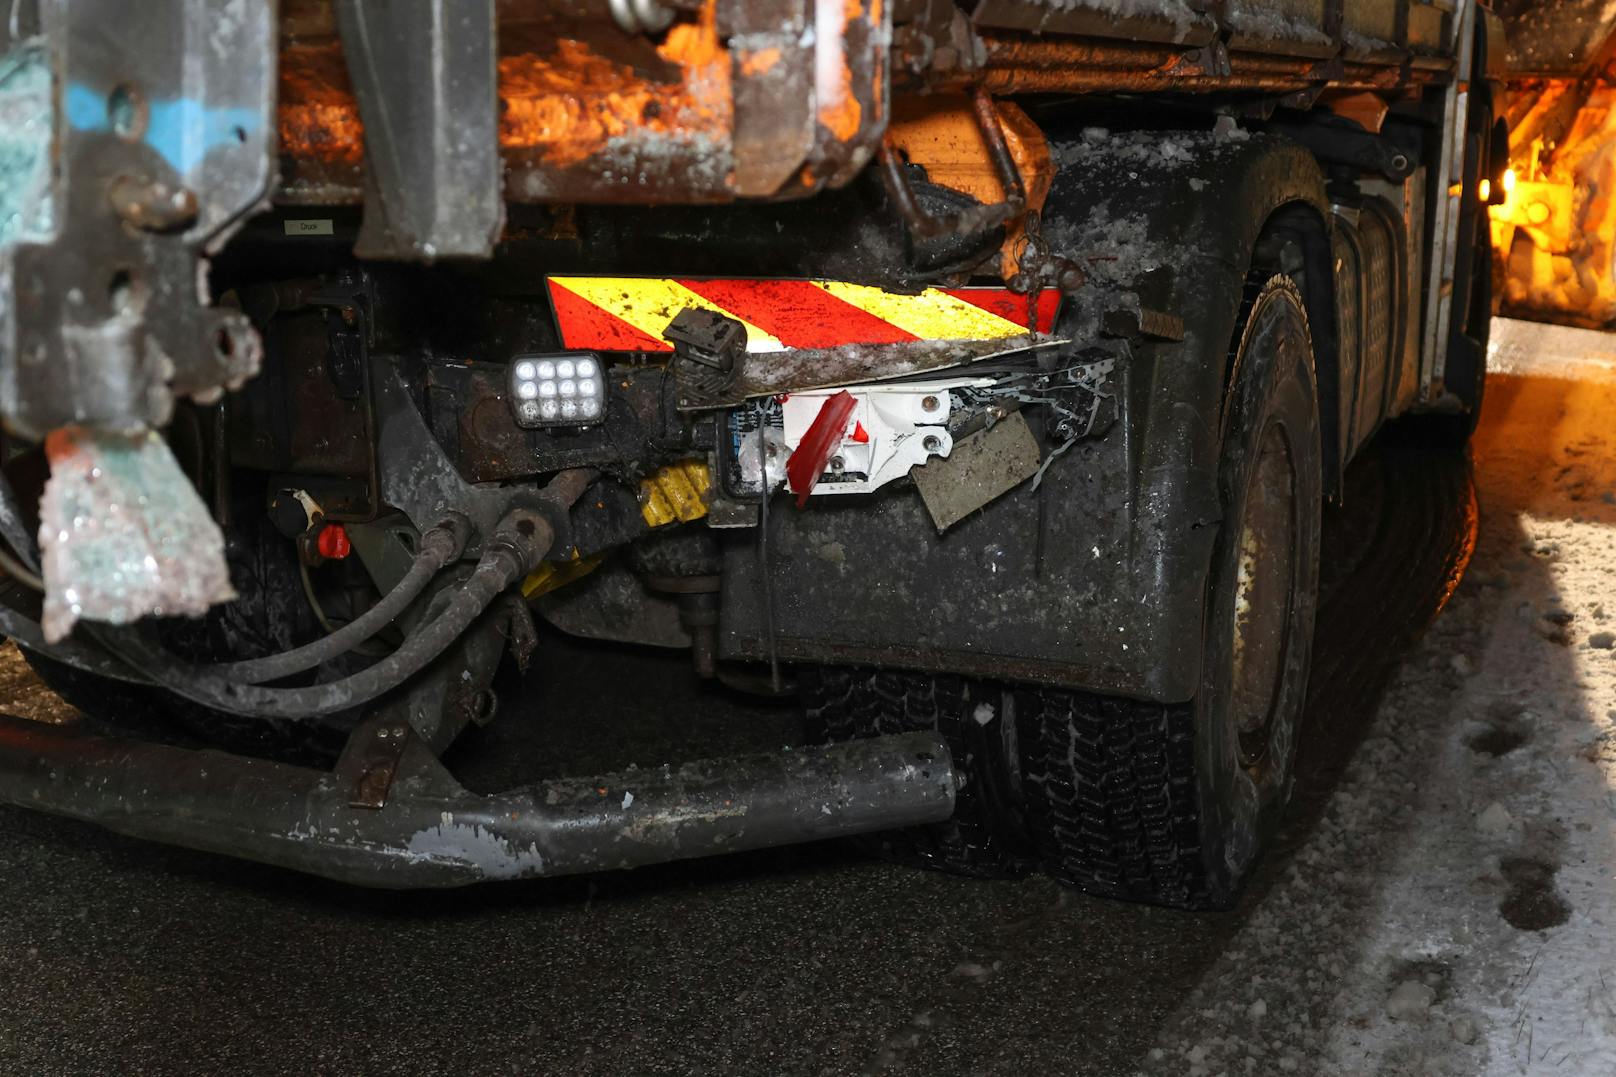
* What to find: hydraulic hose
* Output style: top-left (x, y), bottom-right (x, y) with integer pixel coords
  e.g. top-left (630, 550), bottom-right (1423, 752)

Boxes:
top-left (0, 513), bottom-right (471, 689)
top-left (95, 504), bottom-right (558, 719)
top-left (215, 513), bottom-right (471, 685)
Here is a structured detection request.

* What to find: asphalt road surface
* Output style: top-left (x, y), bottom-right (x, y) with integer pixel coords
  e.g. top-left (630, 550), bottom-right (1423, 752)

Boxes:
top-left (0, 368), bottom-right (1482, 1074)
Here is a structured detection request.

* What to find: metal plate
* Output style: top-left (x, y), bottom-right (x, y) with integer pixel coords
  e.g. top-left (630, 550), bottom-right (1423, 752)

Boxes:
top-left (0, 0), bottom-right (278, 437)
top-left (912, 410), bottom-right (1041, 531)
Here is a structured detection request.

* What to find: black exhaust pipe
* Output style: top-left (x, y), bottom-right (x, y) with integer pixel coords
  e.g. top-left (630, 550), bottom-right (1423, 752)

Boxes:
top-left (0, 715), bottom-right (956, 888)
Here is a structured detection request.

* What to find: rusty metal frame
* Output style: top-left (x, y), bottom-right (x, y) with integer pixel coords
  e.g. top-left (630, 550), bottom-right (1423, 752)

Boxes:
top-left (876, 87), bottom-right (1027, 242)
top-left (0, 0), bottom-right (279, 438)
top-left (0, 714), bottom-right (956, 888)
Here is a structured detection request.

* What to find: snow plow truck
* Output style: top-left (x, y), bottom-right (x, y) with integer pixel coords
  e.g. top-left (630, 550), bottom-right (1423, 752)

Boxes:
top-left (0, 0), bottom-right (1504, 907)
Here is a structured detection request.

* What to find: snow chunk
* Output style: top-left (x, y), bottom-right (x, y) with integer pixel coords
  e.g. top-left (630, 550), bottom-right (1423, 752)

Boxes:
top-left (1476, 801), bottom-right (1515, 836)
top-left (1386, 980), bottom-right (1436, 1022)
top-left (972, 703), bottom-right (996, 726)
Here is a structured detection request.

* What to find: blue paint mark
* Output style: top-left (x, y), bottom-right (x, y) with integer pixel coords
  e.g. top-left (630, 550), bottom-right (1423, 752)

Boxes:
top-left (64, 81), bottom-right (258, 177)
top-left (62, 82), bottom-right (104, 132)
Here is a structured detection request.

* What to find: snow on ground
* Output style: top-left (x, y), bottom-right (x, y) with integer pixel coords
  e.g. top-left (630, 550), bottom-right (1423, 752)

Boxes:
top-left (1140, 319), bottom-right (1616, 1076)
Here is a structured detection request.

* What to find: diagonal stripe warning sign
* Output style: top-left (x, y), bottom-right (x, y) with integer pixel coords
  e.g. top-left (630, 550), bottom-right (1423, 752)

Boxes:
top-left (546, 277), bottom-right (1060, 354)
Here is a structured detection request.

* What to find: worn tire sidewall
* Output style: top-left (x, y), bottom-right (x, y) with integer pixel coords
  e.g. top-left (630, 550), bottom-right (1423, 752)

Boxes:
top-left (1195, 277), bottom-right (1323, 902)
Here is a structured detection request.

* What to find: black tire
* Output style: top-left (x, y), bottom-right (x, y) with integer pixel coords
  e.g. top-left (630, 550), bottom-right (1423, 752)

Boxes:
top-left (808, 275), bottom-right (1323, 908)
top-left (1019, 275), bottom-right (1323, 909)
top-left (801, 667), bottom-right (1031, 878)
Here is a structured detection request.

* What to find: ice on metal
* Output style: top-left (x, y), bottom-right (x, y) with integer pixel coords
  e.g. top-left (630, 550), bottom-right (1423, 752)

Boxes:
top-left (38, 426), bottom-right (235, 642)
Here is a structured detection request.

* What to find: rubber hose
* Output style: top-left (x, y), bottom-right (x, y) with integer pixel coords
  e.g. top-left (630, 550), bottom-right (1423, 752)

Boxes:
top-left (212, 515), bottom-right (469, 684)
top-left (94, 509), bottom-right (554, 719)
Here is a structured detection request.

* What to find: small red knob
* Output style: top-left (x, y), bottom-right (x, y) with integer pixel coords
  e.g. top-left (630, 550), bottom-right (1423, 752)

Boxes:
top-left (317, 522), bottom-right (352, 560)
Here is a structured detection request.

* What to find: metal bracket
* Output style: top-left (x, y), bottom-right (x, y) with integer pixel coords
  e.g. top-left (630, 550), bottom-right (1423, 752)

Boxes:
top-left (0, 0), bottom-right (278, 438)
top-left (334, 0), bottom-right (504, 262)
top-left (336, 714), bottom-right (414, 810)
top-left (665, 307), bottom-right (747, 403)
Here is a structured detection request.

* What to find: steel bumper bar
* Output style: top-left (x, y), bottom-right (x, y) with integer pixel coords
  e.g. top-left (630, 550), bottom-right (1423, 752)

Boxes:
top-left (0, 715), bottom-right (956, 888)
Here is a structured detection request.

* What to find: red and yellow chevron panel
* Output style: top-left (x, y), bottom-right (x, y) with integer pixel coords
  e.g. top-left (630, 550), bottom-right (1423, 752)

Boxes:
top-left (545, 277), bottom-right (1061, 354)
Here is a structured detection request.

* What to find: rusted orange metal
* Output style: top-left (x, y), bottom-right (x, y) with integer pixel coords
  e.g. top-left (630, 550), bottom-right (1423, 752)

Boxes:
top-left (980, 68), bottom-right (1313, 94)
top-left (979, 36), bottom-right (1182, 71)
top-left (498, 9), bottom-right (732, 196)
top-left (274, 3), bottom-right (1444, 207)
top-left (973, 32), bottom-right (1439, 96)
top-left (885, 94), bottom-right (1052, 277)
top-left (276, 0), bottom-right (893, 205)
top-left (1320, 90), bottom-right (1391, 132)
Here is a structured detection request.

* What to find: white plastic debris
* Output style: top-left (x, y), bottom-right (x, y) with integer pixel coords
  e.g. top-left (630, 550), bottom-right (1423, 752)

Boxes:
top-left (778, 379), bottom-right (990, 499)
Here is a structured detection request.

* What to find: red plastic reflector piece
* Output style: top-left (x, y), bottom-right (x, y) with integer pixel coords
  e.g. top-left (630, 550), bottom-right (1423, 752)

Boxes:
top-left (786, 391), bottom-right (857, 508)
top-left (317, 522), bottom-right (352, 560)
top-left (849, 421), bottom-right (870, 444)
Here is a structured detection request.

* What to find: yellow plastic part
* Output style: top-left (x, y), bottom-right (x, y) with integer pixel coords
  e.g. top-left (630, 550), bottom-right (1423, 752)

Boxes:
top-left (521, 551), bottom-right (605, 600)
top-left (639, 459), bottom-right (712, 528)
top-left (520, 459), bottom-right (712, 598)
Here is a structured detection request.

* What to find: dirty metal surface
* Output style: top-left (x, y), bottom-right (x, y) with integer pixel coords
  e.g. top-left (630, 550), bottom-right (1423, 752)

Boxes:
top-left (278, 0), bottom-right (890, 206)
top-left (0, 716), bottom-right (956, 888)
top-left (681, 335), bottom-right (1067, 409)
top-left (0, 429), bottom-right (1471, 1074)
top-left (333, 0), bottom-right (504, 261)
top-left (273, 0), bottom-right (1447, 210)
top-left (912, 410), bottom-right (1042, 531)
top-left (1, 0), bottom-right (276, 437)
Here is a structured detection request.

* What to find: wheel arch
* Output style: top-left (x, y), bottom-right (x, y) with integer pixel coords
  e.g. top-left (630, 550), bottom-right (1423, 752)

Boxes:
top-left (718, 130), bottom-right (1342, 705)
top-left (1038, 130), bottom-right (1337, 700)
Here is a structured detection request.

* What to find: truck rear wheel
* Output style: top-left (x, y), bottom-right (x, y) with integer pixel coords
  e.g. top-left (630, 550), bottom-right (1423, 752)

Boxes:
top-left (1022, 275), bottom-right (1322, 908)
top-left (805, 276), bottom-right (1321, 908)
top-left (801, 668), bottom-right (1031, 878)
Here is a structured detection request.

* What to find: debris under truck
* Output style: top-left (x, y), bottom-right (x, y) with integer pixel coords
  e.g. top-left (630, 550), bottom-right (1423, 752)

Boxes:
top-left (0, 0), bottom-right (1501, 905)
